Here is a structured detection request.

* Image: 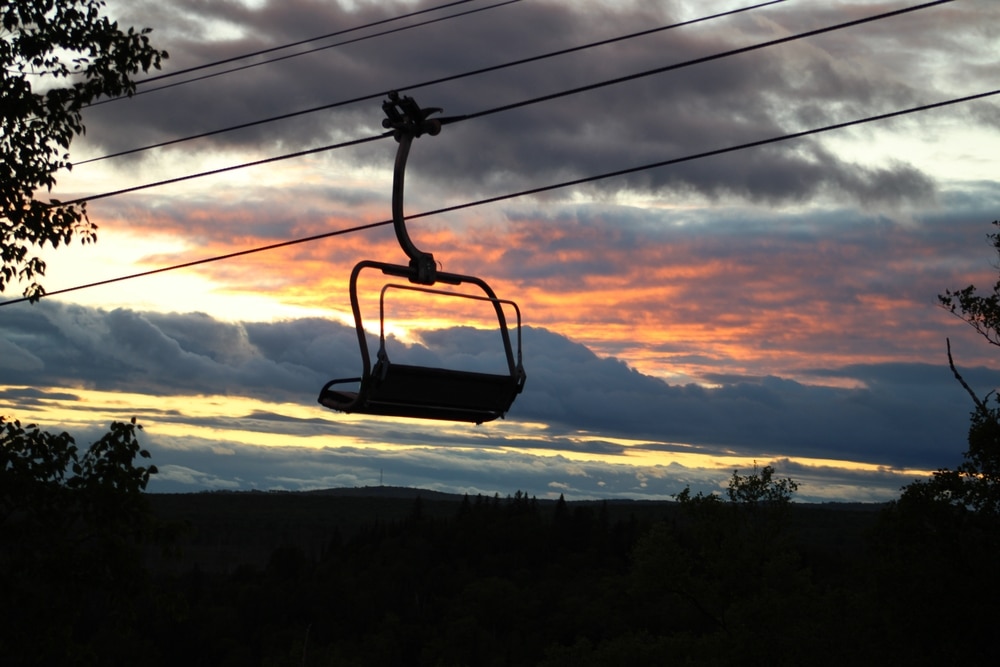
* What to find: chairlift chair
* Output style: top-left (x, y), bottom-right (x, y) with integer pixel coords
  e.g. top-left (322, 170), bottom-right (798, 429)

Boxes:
top-left (318, 93), bottom-right (526, 424)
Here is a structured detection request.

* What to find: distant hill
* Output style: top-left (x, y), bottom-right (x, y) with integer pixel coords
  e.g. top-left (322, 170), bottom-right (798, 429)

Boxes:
top-left (300, 485), bottom-right (468, 501)
top-left (166, 485), bottom-right (888, 509)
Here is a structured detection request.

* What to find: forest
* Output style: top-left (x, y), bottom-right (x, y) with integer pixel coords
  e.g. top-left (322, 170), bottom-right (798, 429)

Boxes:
top-left (2, 441), bottom-right (997, 666)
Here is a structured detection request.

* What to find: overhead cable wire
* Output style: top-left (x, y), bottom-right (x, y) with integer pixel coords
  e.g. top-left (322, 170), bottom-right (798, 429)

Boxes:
top-left (443, 0), bottom-right (957, 126)
top-left (138, 0), bottom-right (487, 85)
top-left (5, 87), bottom-right (996, 308)
top-left (56, 132), bottom-right (392, 208)
top-left (136, 0), bottom-right (488, 85)
top-left (63, 0), bottom-right (940, 204)
top-left (86, 0), bottom-right (522, 109)
top-left (418, 89), bottom-right (999, 215)
top-left (78, 0), bottom-right (788, 165)
top-left (0, 218), bottom-right (394, 308)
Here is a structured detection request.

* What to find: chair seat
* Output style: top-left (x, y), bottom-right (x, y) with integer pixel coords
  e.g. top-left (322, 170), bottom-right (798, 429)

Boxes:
top-left (319, 363), bottom-right (522, 424)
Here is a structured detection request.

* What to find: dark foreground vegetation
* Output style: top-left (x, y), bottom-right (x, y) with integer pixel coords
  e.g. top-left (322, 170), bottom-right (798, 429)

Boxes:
top-left (3, 424), bottom-right (999, 667)
top-left (142, 486), bottom-right (893, 667)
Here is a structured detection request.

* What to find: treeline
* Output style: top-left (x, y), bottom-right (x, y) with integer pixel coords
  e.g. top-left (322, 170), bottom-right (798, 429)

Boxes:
top-left (133, 489), bottom-right (994, 665)
top-left (4, 416), bottom-right (999, 665)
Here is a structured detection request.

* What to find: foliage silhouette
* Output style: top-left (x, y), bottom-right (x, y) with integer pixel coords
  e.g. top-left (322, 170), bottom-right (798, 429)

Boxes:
top-left (1, 0), bottom-right (167, 299)
top-left (869, 218), bottom-right (1000, 664)
top-left (620, 463), bottom-right (818, 665)
top-left (930, 220), bottom-right (1000, 513)
top-left (0, 416), bottom-right (166, 665)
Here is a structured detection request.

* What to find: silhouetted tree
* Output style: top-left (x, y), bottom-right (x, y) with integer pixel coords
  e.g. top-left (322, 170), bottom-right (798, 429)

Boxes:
top-left (903, 218), bottom-right (1000, 512)
top-left (0, 417), bottom-right (163, 664)
top-left (725, 460), bottom-right (798, 507)
top-left (628, 463), bottom-right (811, 663)
top-left (1, 0), bottom-right (167, 300)
top-left (870, 219), bottom-right (1000, 664)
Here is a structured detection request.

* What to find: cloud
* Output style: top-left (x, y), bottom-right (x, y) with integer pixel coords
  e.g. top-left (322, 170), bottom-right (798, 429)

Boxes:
top-left (0, 337), bottom-right (44, 373)
top-left (138, 434), bottom-right (913, 504)
top-left (155, 464), bottom-right (243, 490)
top-left (0, 386), bottom-right (81, 410)
top-left (1, 300), bottom-right (982, 473)
top-left (0, 302), bottom-right (331, 400)
top-left (80, 0), bottom-right (999, 207)
top-left (70, 183), bottom-right (1000, 390)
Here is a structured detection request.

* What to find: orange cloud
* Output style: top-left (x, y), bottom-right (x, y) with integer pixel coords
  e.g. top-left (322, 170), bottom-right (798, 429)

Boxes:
top-left (82, 196), bottom-right (999, 387)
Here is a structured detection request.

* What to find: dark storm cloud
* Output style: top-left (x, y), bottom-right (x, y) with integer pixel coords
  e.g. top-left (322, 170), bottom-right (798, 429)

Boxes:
top-left (83, 0), bottom-right (996, 205)
top-left (517, 331), bottom-right (972, 470)
top-left (1, 301), bottom-right (979, 471)
top-left (0, 386), bottom-right (82, 408)
top-left (0, 303), bottom-right (329, 400)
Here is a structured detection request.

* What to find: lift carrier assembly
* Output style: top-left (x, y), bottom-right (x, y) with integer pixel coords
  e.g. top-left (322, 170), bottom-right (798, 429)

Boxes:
top-left (317, 93), bottom-right (526, 424)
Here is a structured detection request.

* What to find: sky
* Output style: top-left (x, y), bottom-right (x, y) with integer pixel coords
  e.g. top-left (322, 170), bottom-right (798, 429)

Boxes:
top-left (3, 0), bottom-right (1000, 503)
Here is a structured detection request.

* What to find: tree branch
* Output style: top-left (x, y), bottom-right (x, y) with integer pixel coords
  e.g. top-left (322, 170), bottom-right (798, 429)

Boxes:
top-left (947, 337), bottom-right (988, 412)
